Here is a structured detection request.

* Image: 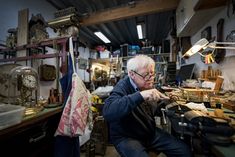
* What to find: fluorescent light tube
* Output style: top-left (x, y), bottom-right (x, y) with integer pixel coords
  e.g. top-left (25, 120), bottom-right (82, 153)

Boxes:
top-left (137, 24), bottom-right (143, 39)
top-left (94, 32), bottom-right (111, 43)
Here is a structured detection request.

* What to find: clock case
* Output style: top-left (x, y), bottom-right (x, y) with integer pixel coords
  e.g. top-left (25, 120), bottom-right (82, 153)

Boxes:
top-left (8, 66), bottom-right (39, 106)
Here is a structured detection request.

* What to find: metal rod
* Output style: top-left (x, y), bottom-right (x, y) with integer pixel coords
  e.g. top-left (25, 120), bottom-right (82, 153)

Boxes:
top-left (213, 41), bottom-right (235, 45)
top-left (208, 45), bottom-right (235, 49)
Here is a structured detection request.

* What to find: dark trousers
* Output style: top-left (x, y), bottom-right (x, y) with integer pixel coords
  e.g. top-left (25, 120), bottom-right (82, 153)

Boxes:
top-left (114, 128), bottom-right (192, 157)
top-left (54, 135), bottom-right (80, 157)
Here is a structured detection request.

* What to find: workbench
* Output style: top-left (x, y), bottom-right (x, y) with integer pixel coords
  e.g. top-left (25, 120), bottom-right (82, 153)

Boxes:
top-left (0, 106), bottom-right (63, 157)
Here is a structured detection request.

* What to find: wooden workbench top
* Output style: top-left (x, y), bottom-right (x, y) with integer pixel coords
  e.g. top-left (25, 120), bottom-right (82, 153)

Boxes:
top-left (0, 106), bottom-right (63, 138)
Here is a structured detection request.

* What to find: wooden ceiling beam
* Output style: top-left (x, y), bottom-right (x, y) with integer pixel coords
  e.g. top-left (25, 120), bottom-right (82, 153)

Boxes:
top-left (80, 0), bottom-right (179, 26)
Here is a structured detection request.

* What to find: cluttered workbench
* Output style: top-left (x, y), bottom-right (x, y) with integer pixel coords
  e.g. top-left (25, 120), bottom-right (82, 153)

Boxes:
top-left (161, 86), bottom-right (235, 157)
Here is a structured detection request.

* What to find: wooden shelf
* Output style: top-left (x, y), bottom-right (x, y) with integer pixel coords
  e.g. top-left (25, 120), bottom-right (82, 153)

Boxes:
top-left (121, 53), bottom-right (170, 60)
top-left (0, 53), bottom-right (63, 62)
top-left (194, 0), bottom-right (227, 11)
top-left (0, 106), bottom-right (62, 139)
top-left (0, 36), bottom-right (71, 53)
top-left (176, 0), bottom-right (226, 37)
top-left (0, 36), bottom-right (76, 75)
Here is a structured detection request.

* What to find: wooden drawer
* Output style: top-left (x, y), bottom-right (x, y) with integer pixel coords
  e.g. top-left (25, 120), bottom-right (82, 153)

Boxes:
top-left (0, 111), bottom-right (61, 157)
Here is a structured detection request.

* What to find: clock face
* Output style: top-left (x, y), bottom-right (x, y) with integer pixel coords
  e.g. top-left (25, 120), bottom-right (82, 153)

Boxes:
top-left (22, 74), bottom-right (37, 89)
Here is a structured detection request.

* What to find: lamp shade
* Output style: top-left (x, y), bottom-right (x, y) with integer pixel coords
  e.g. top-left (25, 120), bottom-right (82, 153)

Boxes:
top-left (183, 38), bottom-right (209, 58)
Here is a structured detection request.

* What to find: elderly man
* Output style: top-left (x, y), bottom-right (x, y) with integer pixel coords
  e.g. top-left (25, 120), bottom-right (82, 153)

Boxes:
top-left (103, 55), bottom-right (191, 157)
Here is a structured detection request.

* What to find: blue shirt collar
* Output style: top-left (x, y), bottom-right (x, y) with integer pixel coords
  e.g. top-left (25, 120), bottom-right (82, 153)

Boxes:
top-left (129, 77), bottom-right (139, 91)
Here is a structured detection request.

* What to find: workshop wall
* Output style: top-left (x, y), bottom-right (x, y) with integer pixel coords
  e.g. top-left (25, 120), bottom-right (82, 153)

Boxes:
top-left (185, 7), bottom-right (235, 91)
top-left (0, 0), bottom-right (57, 41)
top-left (77, 46), bottom-right (90, 83)
top-left (0, 0), bottom-right (57, 99)
top-left (0, 0), bottom-right (91, 99)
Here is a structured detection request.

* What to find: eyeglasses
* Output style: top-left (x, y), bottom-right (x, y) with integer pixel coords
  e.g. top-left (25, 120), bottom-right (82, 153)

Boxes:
top-left (131, 70), bottom-right (155, 81)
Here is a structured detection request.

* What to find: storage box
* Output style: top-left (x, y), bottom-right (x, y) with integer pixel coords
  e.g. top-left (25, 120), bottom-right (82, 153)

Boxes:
top-left (0, 104), bottom-right (25, 130)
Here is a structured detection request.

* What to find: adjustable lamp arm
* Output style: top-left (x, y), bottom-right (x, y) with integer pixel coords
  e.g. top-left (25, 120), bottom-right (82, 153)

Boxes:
top-left (183, 38), bottom-right (235, 58)
top-left (208, 41), bottom-right (235, 50)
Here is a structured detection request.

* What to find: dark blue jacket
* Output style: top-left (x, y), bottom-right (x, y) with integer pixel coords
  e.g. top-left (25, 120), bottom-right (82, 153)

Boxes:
top-left (103, 76), bottom-right (157, 145)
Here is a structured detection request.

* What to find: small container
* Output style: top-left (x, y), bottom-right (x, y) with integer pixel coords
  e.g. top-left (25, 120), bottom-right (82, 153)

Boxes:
top-left (0, 104), bottom-right (25, 130)
top-left (216, 103), bottom-right (222, 109)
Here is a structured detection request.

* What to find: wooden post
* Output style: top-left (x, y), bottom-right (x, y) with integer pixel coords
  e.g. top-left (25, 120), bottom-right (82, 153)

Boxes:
top-left (17, 8), bottom-right (29, 65)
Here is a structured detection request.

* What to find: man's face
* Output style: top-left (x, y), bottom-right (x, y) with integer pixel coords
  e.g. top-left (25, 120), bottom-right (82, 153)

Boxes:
top-left (130, 65), bottom-right (155, 91)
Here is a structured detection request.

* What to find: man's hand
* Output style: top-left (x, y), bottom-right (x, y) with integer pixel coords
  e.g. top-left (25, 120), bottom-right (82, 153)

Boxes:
top-left (140, 89), bottom-right (169, 102)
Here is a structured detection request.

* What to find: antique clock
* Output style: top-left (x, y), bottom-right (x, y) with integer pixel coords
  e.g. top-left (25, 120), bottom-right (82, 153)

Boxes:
top-left (8, 66), bottom-right (39, 106)
top-left (21, 74), bottom-right (37, 89)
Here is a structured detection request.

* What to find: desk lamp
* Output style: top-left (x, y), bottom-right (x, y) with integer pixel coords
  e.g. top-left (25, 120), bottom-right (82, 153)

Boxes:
top-left (182, 38), bottom-right (235, 63)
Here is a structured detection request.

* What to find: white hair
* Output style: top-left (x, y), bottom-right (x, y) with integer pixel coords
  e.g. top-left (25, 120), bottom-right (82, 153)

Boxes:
top-left (127, 55), bottom-right (155, 73)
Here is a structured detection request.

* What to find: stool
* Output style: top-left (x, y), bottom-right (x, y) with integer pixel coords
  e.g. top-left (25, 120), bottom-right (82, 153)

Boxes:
top-left (148, 151), bottom-right (159, 157)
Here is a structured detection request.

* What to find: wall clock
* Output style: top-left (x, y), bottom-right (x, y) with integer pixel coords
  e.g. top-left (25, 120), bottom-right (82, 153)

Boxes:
top-left (39, 64), bottom-right (56, 81)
